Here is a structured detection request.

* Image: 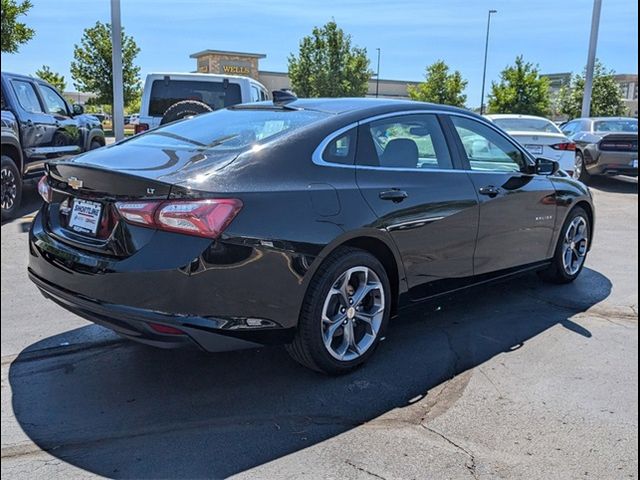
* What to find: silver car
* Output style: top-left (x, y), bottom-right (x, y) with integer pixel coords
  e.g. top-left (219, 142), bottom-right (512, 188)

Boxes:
top-left (560, 117), bottom-right (638, 183)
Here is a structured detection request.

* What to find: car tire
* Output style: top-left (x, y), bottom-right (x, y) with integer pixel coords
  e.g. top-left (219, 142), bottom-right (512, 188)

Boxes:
top-left (160, 100), bottom-right (213, 125)
top-left (575, 151), bottom-right (591, 184)
top-left (538, 206), bottom-right (591, 284)
top-left (286, 247), bottom-right (392, 375)
top-left (1, 155), bottom-right (22, 221)
top-left (90, 140), bottom-right (103, 150)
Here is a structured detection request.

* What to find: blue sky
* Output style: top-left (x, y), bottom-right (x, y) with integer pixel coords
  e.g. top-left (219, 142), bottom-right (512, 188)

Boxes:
top-left (1, 0), bottom-right (637, 107)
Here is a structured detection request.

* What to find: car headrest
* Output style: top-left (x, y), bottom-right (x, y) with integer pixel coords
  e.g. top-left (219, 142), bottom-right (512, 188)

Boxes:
top-left (380, 138), bottom-right (419, 168)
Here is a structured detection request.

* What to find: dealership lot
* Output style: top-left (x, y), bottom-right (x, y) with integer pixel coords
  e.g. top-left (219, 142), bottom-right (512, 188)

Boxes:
top-left (1, 177), bottom-right (637, 479)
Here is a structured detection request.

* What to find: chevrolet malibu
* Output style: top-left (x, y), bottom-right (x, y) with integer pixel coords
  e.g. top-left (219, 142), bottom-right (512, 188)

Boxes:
top-left (29, 97), bottom-right (595, 375)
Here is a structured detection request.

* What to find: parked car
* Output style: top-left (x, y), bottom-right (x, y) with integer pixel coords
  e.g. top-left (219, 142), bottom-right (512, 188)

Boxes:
top-left (486, 114), bottom-right (576, 176)
top-left (1, 72), bottom-right (105, 220)
top-left (560, 117), bottom-right (638, 183)
top-left (29, 96), bottom-right (594, 375)
top-left (128, 113), bottom-right (140, 126)
top-left (136, 72), bottom-right (270, 134)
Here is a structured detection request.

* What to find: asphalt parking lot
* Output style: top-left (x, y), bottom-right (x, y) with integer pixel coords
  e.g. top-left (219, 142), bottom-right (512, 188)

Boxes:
top-left (1, 176), bottom-right (637, 479)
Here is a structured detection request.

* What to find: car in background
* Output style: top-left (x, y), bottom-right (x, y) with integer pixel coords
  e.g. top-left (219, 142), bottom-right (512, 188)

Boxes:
top-left (128, 113), bottom-right (140, 126)
top-left (90, 113), bottom-right (109, 124)
top-left (1, 72), bottom-right (104, 220)
top-left (486, 114), bottom-right (576, 176)
top-left (136, 72), bottom-right (270, 134)
top-left (29, 96), bottom-right (594, 375)
top-left (560, 117), bottom-right (638, 183)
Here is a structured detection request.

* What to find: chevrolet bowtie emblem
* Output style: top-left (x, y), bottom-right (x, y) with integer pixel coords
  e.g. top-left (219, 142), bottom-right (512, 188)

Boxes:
top-left (67, 176), bottom-right (83, 189)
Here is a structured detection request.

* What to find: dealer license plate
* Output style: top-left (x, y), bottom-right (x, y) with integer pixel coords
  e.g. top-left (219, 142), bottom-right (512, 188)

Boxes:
top-left (525, 144), bottom-right (544, 155)
top-left (68, 199), bottom-right (102, 235)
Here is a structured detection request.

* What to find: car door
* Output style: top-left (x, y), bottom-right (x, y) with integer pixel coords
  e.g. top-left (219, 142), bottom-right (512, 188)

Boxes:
top-left (36, 83), bottom-right (82, 159)
top-left (354, 112), bottom-right (479, 300)
top-left (8, 78), bottom-right (52, 166)
top-left (447, 114), bottom-right (557, 275)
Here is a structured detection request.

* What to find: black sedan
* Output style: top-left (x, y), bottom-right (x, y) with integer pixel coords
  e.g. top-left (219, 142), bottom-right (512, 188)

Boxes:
top-left (29, 96), bottom-right (594, 374)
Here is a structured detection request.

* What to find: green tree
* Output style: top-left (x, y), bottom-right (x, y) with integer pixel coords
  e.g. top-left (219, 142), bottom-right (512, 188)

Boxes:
top-left (70, 21), bottom-right (141, 114)
top-left (408, 60), bottom-right (467, 107)
top-left (487, 56), bottom-right (551, 116)
top-left (1, 0), bottom-right (34, 53)
top-left (35, 65), bottom-right (66, 92)
top-left (558, 60), bottom-right (626, 118)
top-left (288, 20), bottom-right (371, 97)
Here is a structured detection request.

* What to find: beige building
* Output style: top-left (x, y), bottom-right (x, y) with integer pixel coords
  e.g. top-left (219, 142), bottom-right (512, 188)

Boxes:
top-left (542, 72), bottom-right (638, 118)
top-left (190, 49), bottom-right (419, 100)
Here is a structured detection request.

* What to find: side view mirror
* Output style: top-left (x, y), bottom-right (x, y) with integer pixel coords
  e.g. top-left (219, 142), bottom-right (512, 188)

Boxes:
top-left (535, 157), bottom-right (559, 176)
top-left (72, 104), bottom-right (84, 115)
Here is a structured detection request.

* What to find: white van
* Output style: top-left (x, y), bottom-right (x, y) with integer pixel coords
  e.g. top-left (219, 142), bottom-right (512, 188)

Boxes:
top-left (136, 72), bottom-right (270, 133)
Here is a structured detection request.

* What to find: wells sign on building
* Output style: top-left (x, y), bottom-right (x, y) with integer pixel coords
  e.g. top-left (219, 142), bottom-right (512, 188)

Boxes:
top-left (191, 50), bottom-right (264, 80)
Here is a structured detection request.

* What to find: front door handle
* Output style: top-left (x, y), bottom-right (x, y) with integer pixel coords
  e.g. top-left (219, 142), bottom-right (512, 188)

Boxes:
top-left (478, 185), bottom-right (501, 198)
top-left (379, 189), bottom-right (408, 203)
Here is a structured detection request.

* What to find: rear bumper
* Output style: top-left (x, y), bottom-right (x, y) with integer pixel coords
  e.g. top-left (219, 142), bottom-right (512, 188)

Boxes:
top-left (28, 209), bottom-right (302, 351)
top-left (29, 269), bottom-right (292, 352)
top-left (591, 151), bottom-right (638, 176)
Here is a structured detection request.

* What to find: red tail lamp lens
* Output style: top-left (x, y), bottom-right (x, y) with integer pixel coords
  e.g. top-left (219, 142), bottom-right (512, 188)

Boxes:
top-left (115, 198), bottom-right (242, 239)
top-left (38, 175), bottom-right (52, 203)
top-left (148, 322), bottom-right (184, 335)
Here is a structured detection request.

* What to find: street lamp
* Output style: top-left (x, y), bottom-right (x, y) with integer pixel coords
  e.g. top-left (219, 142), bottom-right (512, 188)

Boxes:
top-left (375, 48), bottom-right (381, 98)
top-left (480, 9), bottom-right (497, 115)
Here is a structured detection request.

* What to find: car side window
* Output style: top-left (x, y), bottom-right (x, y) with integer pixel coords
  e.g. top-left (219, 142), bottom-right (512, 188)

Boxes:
top-left (11, 80), bottom-right (44, 113)
top-left (39, 84), bottom-right (69, 116)
top-left (561, 121), bottom-right (576, 136)
top-left (250, 85), bottom-right (261, 103)
top-left (358, 114), bottom-right (452, 170)
top-left (451, 116), bottom-right (525, 173)
top-left (322, 128), bottom-right (356, 165)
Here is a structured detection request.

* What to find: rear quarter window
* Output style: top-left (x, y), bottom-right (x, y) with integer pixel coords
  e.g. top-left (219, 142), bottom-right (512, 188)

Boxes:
top-left (148, 79), bottom-right (242, 116)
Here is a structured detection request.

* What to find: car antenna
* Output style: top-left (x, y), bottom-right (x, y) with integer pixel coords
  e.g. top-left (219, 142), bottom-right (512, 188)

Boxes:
top-left (272, 89), bottom-right (298, 106)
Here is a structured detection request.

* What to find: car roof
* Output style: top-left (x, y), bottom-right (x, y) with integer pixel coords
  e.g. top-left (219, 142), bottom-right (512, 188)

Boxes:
top-left (571, 117), bottom-right (637, 122)
top-left (240, 97), bottom-right (476, 117)
top-left (1, 71), bottom-right (40, 81)
top-left (485, 114), bottom-right (552, 121)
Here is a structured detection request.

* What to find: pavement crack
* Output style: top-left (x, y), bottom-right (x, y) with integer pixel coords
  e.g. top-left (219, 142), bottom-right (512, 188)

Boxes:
top-left (421, 425), bottom-right (479, 480)
top-left (345, 459), bottom-right (387, 480)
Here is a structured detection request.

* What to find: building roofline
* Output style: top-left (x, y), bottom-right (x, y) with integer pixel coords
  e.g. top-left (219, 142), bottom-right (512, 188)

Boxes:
top-left (190, 49), bottom-right (266, 59)
top-left (258, 70), bottom-right (421, 85)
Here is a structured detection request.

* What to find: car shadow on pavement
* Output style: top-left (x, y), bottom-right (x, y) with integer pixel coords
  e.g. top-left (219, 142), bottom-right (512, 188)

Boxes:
top-left (588, 175), bottom-right (638, 194)
top-left (9, 268), bottom-right (610, 479)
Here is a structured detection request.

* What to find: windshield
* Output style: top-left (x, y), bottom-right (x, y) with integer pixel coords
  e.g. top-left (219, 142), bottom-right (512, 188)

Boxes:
top-left (492, 117), bottom-right (561, 134)
top-left (593, 119), bottom-right (638, 133)
top-left (126, 108), bottom-right (331, 151)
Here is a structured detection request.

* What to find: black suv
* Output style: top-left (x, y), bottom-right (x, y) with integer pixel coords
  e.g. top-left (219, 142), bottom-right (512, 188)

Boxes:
top-left (1, 72), bottom-right (105, 220)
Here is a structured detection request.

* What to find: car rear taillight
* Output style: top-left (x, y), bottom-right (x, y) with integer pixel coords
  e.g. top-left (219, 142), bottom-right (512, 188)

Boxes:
top-left (37, 175), bottom-right (52, 203)
top-left (550, 142), bottom-right (576, 151)
top-left (114, 199), bottom-right (242, 239)
top-left (134, 123), bottom-right (150, 134)
top-left (148, 322), bottom-right (184, 335)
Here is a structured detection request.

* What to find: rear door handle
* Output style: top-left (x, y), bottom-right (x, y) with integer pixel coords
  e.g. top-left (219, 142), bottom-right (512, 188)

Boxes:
top-left (478, 185), bottom-right (501, 198)
top-left (379, 189), bottom-right (408, 203)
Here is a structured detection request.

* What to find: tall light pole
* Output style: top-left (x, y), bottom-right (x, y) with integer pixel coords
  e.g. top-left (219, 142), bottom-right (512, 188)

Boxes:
top-left (110, 0), bottom-right (125, 141)
top-left (582, 0), bottom-right (602, 118)
top-left (480, 9), bottom-right (497, 115)
top-left (375, 48), bottom-right (381, 98)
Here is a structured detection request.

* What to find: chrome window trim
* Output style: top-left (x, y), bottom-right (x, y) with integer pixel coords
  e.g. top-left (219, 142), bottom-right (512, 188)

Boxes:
top-left (311, 109), bottom-right (535, 173)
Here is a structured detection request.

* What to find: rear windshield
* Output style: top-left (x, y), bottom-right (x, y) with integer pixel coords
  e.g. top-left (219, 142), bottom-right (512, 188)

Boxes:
top-left (593, 119), bottom-right (638, 133)
top-left (149, 79), bottom-right (242, 116)
top-left (492, 118), bottom-right (561, 134)
top-left (126, 107), bottom-right (330, 151)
